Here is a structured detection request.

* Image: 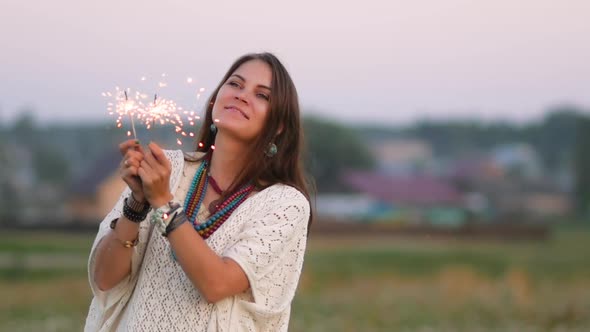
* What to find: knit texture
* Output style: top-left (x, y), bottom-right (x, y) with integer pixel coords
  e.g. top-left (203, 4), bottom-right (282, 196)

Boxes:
top-left (84, 151), bottom-right (310, 332)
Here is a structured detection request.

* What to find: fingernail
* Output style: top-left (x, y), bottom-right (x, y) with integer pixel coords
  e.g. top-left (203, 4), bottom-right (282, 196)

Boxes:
top-left (135, 140), bottom-right (140, 144)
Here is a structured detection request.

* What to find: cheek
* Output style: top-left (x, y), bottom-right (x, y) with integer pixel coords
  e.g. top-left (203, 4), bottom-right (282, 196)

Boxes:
top-left (211, 93), bottom-right (227, 117)
top-left (256, 99), bottom-right (271, 115)
top-left (255, 105), bottom-right (271, 126)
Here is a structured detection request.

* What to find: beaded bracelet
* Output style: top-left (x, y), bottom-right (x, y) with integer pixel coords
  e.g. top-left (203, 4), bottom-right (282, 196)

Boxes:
top-left (128, 193), bottom-right (150, 212)
top-left (123, 197), bottom-right (151, 223)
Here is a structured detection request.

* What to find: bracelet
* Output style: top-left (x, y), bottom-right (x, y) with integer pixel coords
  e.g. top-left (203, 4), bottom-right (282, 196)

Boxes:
top-left (164, 210), bottom-right (188, 237)
top-left (109, 218), bottom-right (139, 248)
top-left (128, 193), bottom-right (150, 212)
top-left (150, 201), bottom-right (183, 236)
top-left (123, 197), bottom-right (151, 223)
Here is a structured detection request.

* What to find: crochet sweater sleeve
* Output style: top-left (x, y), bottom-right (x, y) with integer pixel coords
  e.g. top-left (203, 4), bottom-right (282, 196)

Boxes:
top-left (219, 185), bottom-right (310, 331)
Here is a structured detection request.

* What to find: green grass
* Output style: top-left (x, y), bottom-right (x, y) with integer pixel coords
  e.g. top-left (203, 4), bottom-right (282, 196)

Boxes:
top-left (1, 228), bottom-right (589, 331)
top-left (0, 231), bottom-right (92, 254)
top-left (296, 228), bottom-right (590, 331)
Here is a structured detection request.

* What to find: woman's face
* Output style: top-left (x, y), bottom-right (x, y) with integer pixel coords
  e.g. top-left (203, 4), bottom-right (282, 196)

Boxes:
top-left (212, 59), bottom-right (273, 143)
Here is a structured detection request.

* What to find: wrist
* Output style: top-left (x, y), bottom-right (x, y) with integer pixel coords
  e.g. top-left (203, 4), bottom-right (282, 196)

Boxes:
top-left (128, 193), bottom-right (149, 212)
top-left (150, 193), bottom-right (174, 209)
top-left (150, 200), bottom-right (183, 236)
top-left (123, 194), bottom-right (151, 223)
top-left (131, 192), bottom-right (146, 204)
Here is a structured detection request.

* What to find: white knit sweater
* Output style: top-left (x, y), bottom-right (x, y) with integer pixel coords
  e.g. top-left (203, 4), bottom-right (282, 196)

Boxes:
top-left (84, 150), bottom-right (310, 331)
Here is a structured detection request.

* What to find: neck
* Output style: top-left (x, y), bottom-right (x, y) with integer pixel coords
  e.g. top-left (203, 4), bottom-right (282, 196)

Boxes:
top-left (208, 133), bottom-right (249, 191)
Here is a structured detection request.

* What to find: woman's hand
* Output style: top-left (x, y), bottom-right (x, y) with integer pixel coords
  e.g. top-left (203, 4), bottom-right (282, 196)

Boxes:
top-left (138, 142), bottom-right (173, 208)
top-left (119, 139), bottom-right (146, 202)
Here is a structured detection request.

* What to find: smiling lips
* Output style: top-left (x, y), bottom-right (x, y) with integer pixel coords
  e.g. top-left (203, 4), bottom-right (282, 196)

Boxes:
top-left (224, 106), bottom-right (249, 120)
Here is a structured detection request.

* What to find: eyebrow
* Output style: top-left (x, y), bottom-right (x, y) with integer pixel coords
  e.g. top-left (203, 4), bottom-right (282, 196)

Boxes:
top-left (231, 74), bottom-right (271, 91)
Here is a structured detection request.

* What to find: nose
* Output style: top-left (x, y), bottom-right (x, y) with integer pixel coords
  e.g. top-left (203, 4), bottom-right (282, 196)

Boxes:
top-left (234, 90), bottom-right (249, 105)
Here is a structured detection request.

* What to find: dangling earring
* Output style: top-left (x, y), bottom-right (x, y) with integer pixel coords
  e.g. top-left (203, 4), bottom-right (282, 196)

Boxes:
top-left (210, 123), bottom-right (217, 134)
top-left (265, 142), bottom-right (278, 157)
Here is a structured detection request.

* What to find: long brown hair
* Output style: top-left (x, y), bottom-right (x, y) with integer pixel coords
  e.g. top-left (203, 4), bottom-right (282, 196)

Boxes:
top-left (192, 52), bottom-right (313, 227)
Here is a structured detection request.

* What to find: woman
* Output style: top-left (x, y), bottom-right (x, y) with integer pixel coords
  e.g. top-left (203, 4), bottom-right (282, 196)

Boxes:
top-left (85, 52), bottom-right (312, 331)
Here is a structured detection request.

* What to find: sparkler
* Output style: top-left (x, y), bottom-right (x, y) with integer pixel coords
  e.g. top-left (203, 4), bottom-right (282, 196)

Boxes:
top-left (124, 91), bottom-right (138, 140)
top-left (103, 75), bottom-right (207, 145)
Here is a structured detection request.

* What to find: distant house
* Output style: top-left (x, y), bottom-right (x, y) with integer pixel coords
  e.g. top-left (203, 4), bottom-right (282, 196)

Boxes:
top-left (523, 192), bottom-right (572, 219)
top-left (66, 149), bottom-right (125, 224)
top-left (448, 156), bottom-right (504, 182)
top-left (1, 143), bottom-right (36, 193)
top-left (448, 151), bottom-right (572, 221)
top-left (341, 171), bottom-right (467, 226)
top-left (315, 193), bottom-right (375, 221)
top-left (491, 143), bottom-right (544, 180)
top-left (369, 139), bottom-right (434, 175)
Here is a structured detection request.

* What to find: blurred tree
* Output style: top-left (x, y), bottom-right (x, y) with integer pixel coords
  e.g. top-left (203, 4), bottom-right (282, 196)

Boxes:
top-left (303, 116), bottom-right (375, 193)
top-left (362, 119), bottom-right (523, 158)
top-left (357, 107), bottom-right (587, 173)
top-left (529, 107), bottom-right (585, 171)
top-left (32, 145), bottom-right (70, 186)
top-left (573, 116), bottom-right (590, 217)
top-left (10, 109), bottom-right (38, 147)
top-left (11, 109), bottom-right (36, 132)
top-left (0, 143), bottom-right (23, 224)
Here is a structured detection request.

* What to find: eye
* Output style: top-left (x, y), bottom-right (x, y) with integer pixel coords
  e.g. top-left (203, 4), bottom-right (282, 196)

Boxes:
top-left (227, 81), bottom-right (241, 88)
top-left (256, 93), bottom-right (270, 101)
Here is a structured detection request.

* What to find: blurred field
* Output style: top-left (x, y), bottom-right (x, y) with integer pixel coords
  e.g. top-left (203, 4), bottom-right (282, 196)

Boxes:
top-left (1, 226), bottom-right (589, 332)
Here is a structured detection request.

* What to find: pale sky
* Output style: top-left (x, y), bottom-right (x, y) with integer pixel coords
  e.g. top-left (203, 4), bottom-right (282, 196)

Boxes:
top-left (1, 0), bottom-right (589, 126)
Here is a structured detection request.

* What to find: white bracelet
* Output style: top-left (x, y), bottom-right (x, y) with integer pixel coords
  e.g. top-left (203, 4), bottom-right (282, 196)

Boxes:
top-left (150, 201), bottom-right (183, 235)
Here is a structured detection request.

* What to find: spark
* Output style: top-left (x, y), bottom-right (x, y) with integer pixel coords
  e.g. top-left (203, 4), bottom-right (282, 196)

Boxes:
top-left (103, 74), bottom-right (209, 147)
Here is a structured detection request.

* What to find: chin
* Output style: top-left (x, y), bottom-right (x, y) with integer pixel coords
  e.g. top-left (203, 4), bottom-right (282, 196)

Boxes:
top-left (218, 125), bottom-right (257, 142)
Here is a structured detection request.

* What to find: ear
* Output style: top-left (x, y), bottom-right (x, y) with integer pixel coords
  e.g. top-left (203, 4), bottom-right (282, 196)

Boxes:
top-left (276, 123), bottom-right (284, 136)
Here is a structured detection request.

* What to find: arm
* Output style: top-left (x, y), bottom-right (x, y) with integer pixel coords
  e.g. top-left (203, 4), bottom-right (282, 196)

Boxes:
top-left (93, 139), bottom-right (148, 291)
top-left (93, 216), bottom-right (141, 291)
top-left (168, 223), bottom-right (249, 303)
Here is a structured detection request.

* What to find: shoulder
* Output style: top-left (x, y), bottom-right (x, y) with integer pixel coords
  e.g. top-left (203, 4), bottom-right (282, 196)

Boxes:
top-left (255, 183), bottom-right (310, 214)
top-left (237, 183), bottom-right (310, 238)
top-left (264, 183), bottom-right (308, 201)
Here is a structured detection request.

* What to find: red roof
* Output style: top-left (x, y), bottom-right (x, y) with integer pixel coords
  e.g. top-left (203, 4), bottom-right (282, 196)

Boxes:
top-left (342, 171), bottom-right (462, 205)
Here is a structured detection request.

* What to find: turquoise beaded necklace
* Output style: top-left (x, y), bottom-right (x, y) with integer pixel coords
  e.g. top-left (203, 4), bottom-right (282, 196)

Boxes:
top-left (183, 158), bottom-right (254, 239)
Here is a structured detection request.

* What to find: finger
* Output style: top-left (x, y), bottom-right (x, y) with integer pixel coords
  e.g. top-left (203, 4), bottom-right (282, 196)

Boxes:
top-left (121, 166), bottom-right (139, 178)
top-left (138, 159), bottom-right (155, 183)
top-left (148, 142), bottom-right (171, 169)
top-left (125, 149), bottom-right (144, 164)
top-left (124, 158), bottom-right (141, 170)
top-left (134, 144), bottom-right (146, 154)
top-left (119, 139), bottom-right (141, 155)
top-left (129, 166), bottom-right (139, 176)
top-left (137, 166), bottom-right (152, 185)
top-left (142, 151), bottom-right (166, 180)
top-left (146, 144), bottom-right (170, 178)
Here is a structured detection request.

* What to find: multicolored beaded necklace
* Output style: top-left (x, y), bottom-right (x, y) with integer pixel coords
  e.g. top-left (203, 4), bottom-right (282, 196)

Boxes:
top-left (183, 157), bottom-right (255, 239)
